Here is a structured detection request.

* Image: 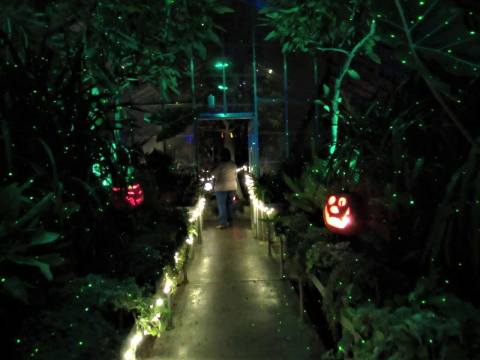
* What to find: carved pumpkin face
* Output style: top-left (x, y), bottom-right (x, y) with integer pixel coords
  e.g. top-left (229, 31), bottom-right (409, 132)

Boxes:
top-left (111, 183), bottom-right (144, 209)
top-left (323, 193), bottom-right (364, 235)
top-left (125, 183), bottom-right (144, 208)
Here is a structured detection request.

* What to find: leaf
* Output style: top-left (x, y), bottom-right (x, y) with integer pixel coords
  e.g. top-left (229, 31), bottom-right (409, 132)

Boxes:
top-left (0, 183), bottom-right (23, 222)
top-left (214, 6), bottom-right (234, 14)
top-left (3, 276), bottom-right (28, 303)
top-left (347, 69), bottom-right (360, 80)
top-left (323, 84), bottom-right (330, 96)
top-left (193, 42), bottom-right (207, 60)
top-left (11, 257), bottom-right (53, 281)
top-left (282, 42), bottom-right (291, 54)
top-left (265, 30), bottom-right (277, 41)
top-left (14, 193), bottom-right (53, 229)
top-left (367, 50), bottom-right (382, 64)
top-left (31, 231), bottom-right (60, 246)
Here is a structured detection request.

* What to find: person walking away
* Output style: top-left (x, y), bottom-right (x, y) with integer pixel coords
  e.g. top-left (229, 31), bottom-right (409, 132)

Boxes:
top-left (212, 148), bottom-right (237, 229)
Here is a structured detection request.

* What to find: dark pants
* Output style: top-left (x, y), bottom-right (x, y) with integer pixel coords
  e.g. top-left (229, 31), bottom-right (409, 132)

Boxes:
top-left (215, 191), bottom-right (233, 226)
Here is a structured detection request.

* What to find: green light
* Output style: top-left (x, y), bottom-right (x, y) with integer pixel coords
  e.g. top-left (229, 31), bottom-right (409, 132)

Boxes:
top-left (419, 1), bottom-right (425, 5)
top-left (91, 87), bottom-right (100, 96)
top-left (214, 62), bottom-right (229, 69)
top-left (102, 175), bottom-right (112, 187)
top-left (16, 338), bottom-right (21, 344)
top-left (217, 84), bottom-right (228, 90)
top-left (92, 163), bottom-right (101, 177)
top-left (127, 166), bottom-right (135, 178)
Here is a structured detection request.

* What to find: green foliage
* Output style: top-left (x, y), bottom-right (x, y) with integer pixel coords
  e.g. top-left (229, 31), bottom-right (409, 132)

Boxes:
top-left (261, 0), bottom-right (373, 54)
top-left (19, 275), bottom-right (150, 360)
top-left (374, 0), bottom-right (480, 94)
top-left (424, 147), bottom-right (480, 279)
top-left (0, 182), bottom-right (65, 303)
top-left (0, 0), bottom-right (219, 356)
top-left (324, 282), bottom-right (480, 360)
top-left (0, 0), bottom-right (229, 99)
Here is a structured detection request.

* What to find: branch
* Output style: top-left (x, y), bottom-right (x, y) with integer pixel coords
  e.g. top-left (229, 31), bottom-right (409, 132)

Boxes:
top-left (329, 20), bottom-right (377, 155)
top-left (315, 47), bottom-right (349, 56)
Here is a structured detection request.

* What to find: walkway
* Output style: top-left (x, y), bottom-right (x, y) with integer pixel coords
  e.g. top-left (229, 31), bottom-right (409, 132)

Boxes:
top-left (138, 219), bottom-right (323, 359)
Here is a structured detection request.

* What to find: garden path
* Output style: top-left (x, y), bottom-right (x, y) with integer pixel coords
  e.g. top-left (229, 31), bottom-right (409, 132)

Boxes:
top-left (138, 219), bottom-right (323, 359)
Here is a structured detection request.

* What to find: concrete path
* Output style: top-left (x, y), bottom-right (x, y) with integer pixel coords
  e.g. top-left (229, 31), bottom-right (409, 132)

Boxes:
top-left (138, 220), bottom-right (323, 360)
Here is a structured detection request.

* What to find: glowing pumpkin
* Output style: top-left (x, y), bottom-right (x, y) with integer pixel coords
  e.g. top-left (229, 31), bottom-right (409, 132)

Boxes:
top-left (125, 183), bottom-right (144, 208)
top-left (323, 193), bottom-right (365, 235)
top-left (111, 183), bottom-right (144, 209)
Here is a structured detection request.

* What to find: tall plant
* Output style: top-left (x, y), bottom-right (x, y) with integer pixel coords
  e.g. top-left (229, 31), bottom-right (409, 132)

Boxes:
top-left (261, 0), bottom-right (377, 155)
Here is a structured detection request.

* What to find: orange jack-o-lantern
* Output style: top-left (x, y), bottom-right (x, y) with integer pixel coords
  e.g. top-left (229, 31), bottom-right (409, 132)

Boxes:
top-left (323, 193), bottom-right (365, 235)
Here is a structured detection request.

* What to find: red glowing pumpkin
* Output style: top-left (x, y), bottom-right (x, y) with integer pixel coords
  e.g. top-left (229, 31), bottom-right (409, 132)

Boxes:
top-left (323, 193), bottom-right (365, 235)
top-left (111, 183), bottom-right (144, 209)
top-left (125, 183), bottom-right (144, 208)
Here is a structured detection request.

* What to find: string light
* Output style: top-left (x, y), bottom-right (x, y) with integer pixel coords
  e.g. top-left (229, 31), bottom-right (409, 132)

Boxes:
top-left (163, 277), bottom-right (174, 295)
top-left (122, 196), bottom-right (206, 360)
top-left (189, 197), bottom-right (206, 223)
top-left (244, 173), bottom-right (275, 216)
top-left (123, 332), bottom-right (143, 360)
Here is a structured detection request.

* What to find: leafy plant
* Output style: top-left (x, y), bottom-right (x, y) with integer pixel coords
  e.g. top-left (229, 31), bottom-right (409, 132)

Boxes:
top-left (262, 0), bottom-right (378, 154)
top-left (0, 182), bottom-right (66, 303)
top-left (374, 0), bottom-right (480, 147)
top-left (19, 275), bottom-right (150, 360)
top-left (325, 281), bottom-right (480, 360)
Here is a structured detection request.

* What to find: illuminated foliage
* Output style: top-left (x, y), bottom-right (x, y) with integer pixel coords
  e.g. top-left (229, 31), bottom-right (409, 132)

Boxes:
top-left (0, 0), bottom-right (226, 358)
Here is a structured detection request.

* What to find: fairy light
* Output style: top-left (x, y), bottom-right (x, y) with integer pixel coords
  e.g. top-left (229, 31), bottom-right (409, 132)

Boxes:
top-left (204, 182), bottom-right (213, 191)
top-left (123, 331), bottom-right (143, 360)
top-left (244, 173), bottom-right (275, 216)
top-left (122, 195), bottom-right (206, 360)
top-left (236, 165), bottom-right (248, 173)
top-left (189, 197), bottom-right (206, 222)
top-left (163, 276), bottom-right (174, 295)
top-left (155, 298), bottom-right (164, 307)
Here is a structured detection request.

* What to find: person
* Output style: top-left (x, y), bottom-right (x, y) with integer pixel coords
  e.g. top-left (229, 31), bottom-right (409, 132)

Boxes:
top-left (212, 148), bottom-right (237, 229)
